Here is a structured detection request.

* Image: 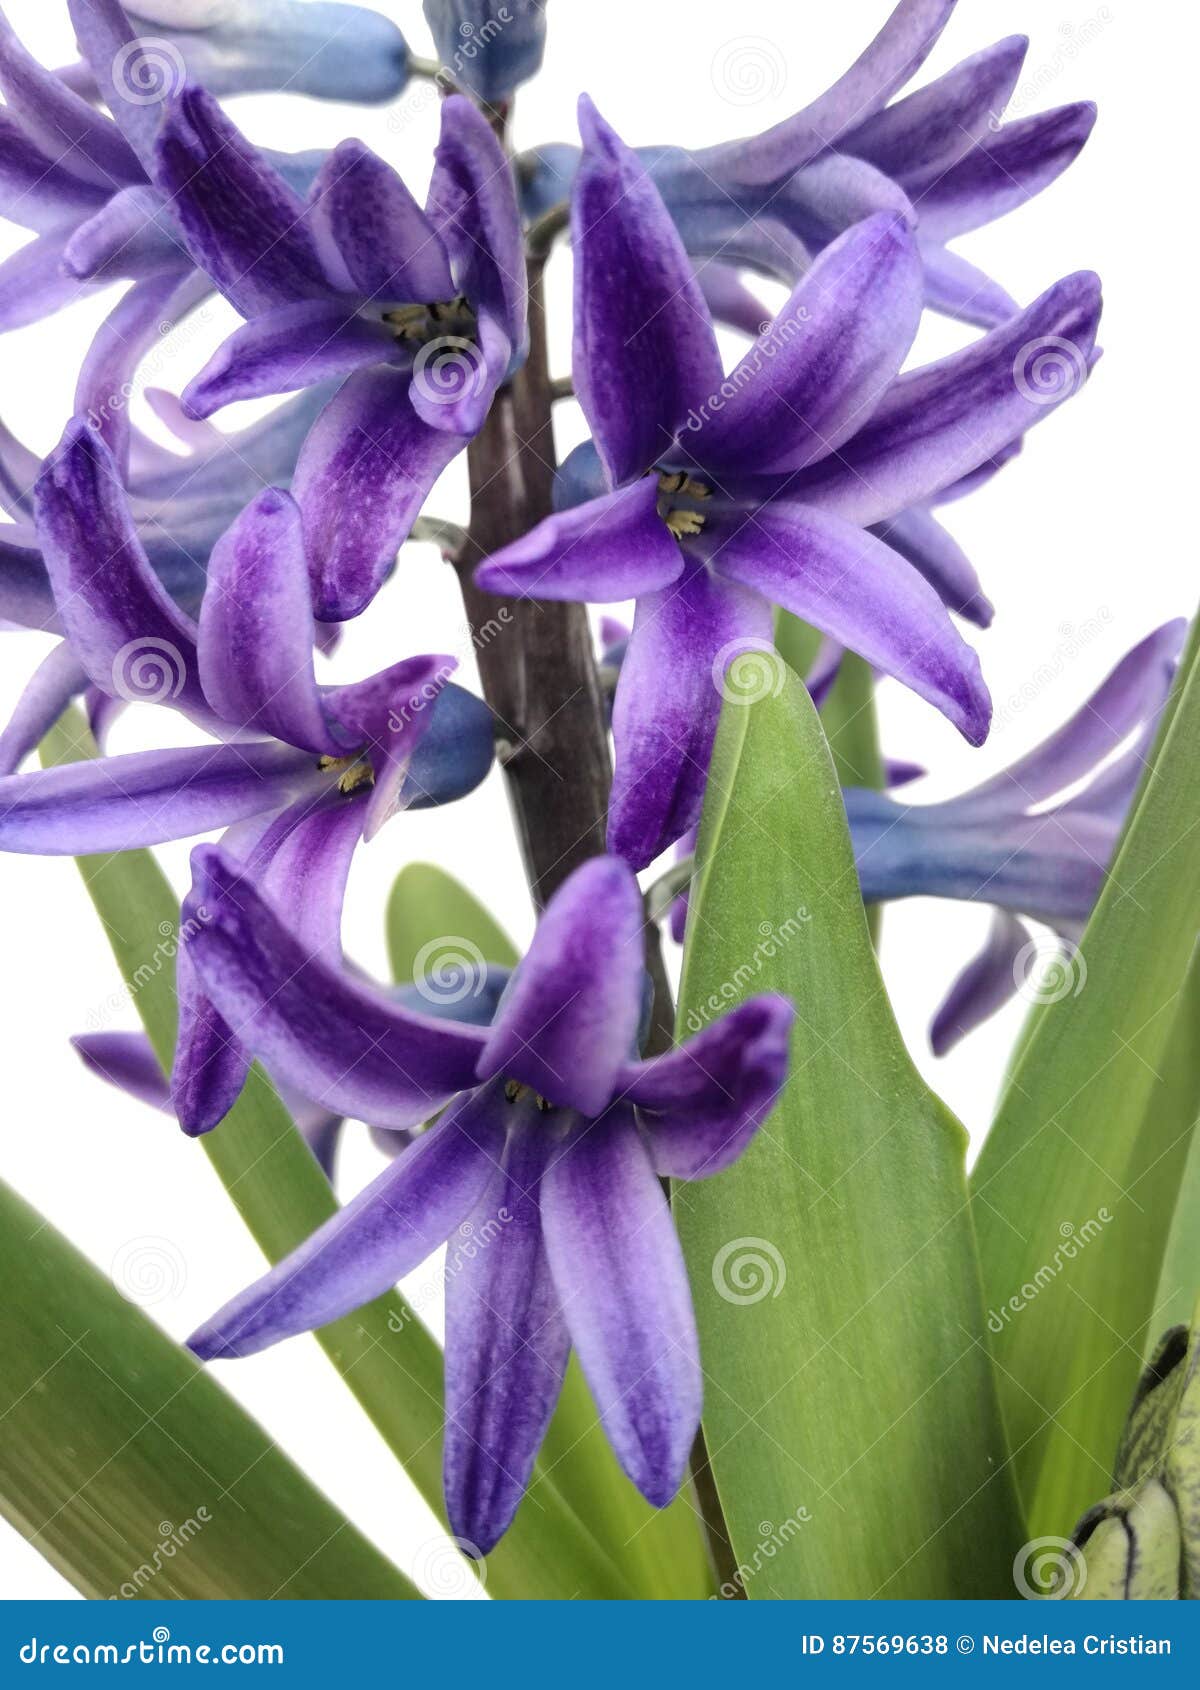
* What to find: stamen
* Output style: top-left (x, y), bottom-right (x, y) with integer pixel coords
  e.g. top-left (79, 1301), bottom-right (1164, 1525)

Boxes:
top-left (657, 469), bottom-right (712, 539)
top-left (666, 508), bottom-right (706, 538)
top-left (317, 753), bottom-right (375, 795)
top-left (504, 1080), bottom-right (527, 1103)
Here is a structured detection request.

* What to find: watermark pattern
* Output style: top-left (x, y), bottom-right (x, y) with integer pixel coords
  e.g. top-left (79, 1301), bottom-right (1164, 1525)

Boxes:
top-left (111, 637), bottom-right (187, 704)
top-left (20, 1626), bottom-right (284, 1665)
top-left (987, 1210), bottom-right (1113, 1332)
top-left (1013, 1535), bottom-right (1088, 1599)
top-left (712, 1237), bottom-right (787, 1305)
top-left (85, 911), bottom-right (210, 1032)
top-left (109, 1511), bottom-right (213, 1600)
top-left (1014, 935), bottom-right (1088, 1006)
top-left (711, 1507), bottom-right (812, 1597)
top-left (111, 1236), bottom-right (188, 1308)
top-left (712, 643), bottom-right (787, 706)
top-left (112, 38), bottom-right (186, 106)
top-left (411, 937), bottom-right (489, 1008)
top-left (711, 37), bottom-right (787, 106)
top-left (412, 1534), bottom-right (488, 1596)
top-left (1013, 335), bottom-right (1089, 406)
top-left (386, 1204), bottom-right (514, 1337)
top-left (680, 306), bottom-right (811, 435)
top-left (685, 909), bottom-right (811, 1032)
top-left (991, 609), bottom-right (1113, 734)
top-left (412, 337), bottom-right (488, 408)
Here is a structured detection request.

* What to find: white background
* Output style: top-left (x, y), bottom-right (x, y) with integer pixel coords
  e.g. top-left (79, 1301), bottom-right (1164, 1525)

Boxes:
top-left (0, 0), bottom-right (1190, 1597)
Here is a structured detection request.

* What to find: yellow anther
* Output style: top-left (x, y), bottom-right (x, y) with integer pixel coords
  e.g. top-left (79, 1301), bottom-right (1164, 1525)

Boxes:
top-left (666, 508), bottom-right (707, 538)
top-left (317, 753), bottom-right (375, 795)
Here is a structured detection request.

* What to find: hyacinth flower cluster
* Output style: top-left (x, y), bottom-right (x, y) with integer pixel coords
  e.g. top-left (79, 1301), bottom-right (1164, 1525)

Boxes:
top-left (1, 0), bottom-right (1185, 1600)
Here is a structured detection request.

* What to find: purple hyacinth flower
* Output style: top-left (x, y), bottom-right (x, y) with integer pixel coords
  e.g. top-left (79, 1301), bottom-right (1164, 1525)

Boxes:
top-left (478, 100), bottom-right (1102, 870)
top-left (180, 850), bottom-right (793, 1551)
top-left (423, 1), bottom-right (547, 103)
top-left (65, 0), bottom-right (410, 106)
top-left (517, 0), bottom-right (1096, 331)
top-left (0, 420), bottom-right (494, 1132)
top-left (147, 86), bottom-right (525, 619)
top-left (844, 621), bottom-right (1186, 1050)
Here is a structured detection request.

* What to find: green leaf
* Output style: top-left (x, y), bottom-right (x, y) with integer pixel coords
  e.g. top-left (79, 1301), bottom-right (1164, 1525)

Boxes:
top-left (387, 862), bottom-right (519, 978)
top-left (385, 862), bottom-right (713, 1599)
top-left (39, 711), bottom-right (632, 1601)
top-left (972, 610), bottom-right (1200, 1540)
top-left (675, 658), bottom-right (1023, 1598)
top-left (0, 1178), bottom-right (417, 1600)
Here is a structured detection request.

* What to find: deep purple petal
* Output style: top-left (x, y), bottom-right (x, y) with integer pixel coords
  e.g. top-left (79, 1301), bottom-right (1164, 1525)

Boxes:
top-left (686, 213), bottom-right (922, 477)
top-left (608, 561), bottom-right (772, 869)
top-left (183, 301), bottom-right (395, 420)
top-left (0, 529), bottom-right (57, 632)
top-left (929, 911), bottom-right (1030, 1056)
top-left (72, 1030), bottom-right (169, 1112)
top-left (623, 995), bottom-right (795, 1179)
top-left (0, 107), bottom-right (106, 232)
top-left (698, 0), bottom-right (956, 183)
top-left (573, 97), bottom-right (723, 485)
top-left (153, 85), bottom-right (331, 315)
top-left (0, 641), bottom-right (88, 776)
top-left (711, 500), bottom-right (991, 745)
top-left (427, 96), bottom-right (525, 350)
top-left (171, 943), bottom-right (249, 1139)
top-left (793, 272), bottom-right (1103, 526)
top-left (189, 1086), bottom-right (507, 1360)
top-left (184, 844), bottom-right (485, 1128)
top-left (916, 103), bottom-right (1098, 243)
top-left (0, 741), bottom-right (316, 854)
top-left (541, 1105), bottom-right (701, 1508)
top-left (293, 366), bottom-right (465, 620)
top-left (871, 505), bottom-right (993, 628)
top-left (308, 138), bottom-right (452, 304)
top-left (444, 1110), bottom-right (571, 1554)
top-left (474, 479), bottom-right (684, 602)
top-left (842, 36), bottom-right (1028, 190)
top-left (198, 487), bottom-right (337, 754)
top-left (33, 420), bottom-right (214, 722)
top-left (479, 856), bottom-right (644, 1116)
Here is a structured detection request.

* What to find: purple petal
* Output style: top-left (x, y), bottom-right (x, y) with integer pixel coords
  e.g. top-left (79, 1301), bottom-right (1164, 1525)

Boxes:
top-left (66, 0), bottom-right (179, 170)
top-left (711, 499), bottom-right (990, 744)
top-left (843, 36), bottom-right (1029, 190)
top-left (62, 187), bottom-right (189, 284)
top-left (918, 241), bottom-right (1018, 331)
top-left (0, 529), bottom-right (57, 632)
top-left (0, 740), bottom-right (317, 854)
top-left (171, 943), bottom-right (249, 1139)
top-left (198, 487), bottom-right (338, 754)
top-left (929, 911), bottom-right (1030, 1056)
top-left (444, 1111), bottom-right (570, 1554)
top-left (475, 478), bottom-right (684, 603)
top-left (0, 107), bottom-right (106, 232)
top-left (153, 85), bottom-right (331, 316)
top-left (0, 641), bottom-right (88, 776)
top-left (189, 1086), bottom-right (507, 1360)
top-left (0, 228), bottom-right (104, 332)
top-left (184, 844), bottom-right (485, 1128)
top-left (701, 0), bottom-right (956, 183)
top-left (33, 421), bottom-right (210, 722)
top-left (871, 505), bottom-right (993, 628)
top-left (0, 7), bottom-right (140, 187)
top-left (479, 856), bottom-right (644, 1116)
top-left (686, 213), bottom-right (922, 477)
top-left (916, 103), bottom-right (1098, 243)
top-left (325, 654), bottom-right (458, 840)
top-left (945, 621), bottom-right (1187, 821)
top-left (793, 272), bottom-right (1103, 526)
top-left (183, 301), bottom-right (395, 420)
top-left (309, 138), bottom-right (452, 305)
top-left (293, 366), bottom-right (465, 620)
top-left (541, 1105), bottom-right (701, 1508)
top-left (623, 995), bottom-right (795, 1179)
top-left (76, 270), bottom-right (208, 474)
top-left (608, 561), bottom-right (773, 869)
top-left (694, 261), bottom-right (770, 339)
top-left (573, 96), bottom-right (723, 486)
top-left (427, 96), bottom-right (525, 350)
top-left (72, 1030), bottom-right (169, 1111)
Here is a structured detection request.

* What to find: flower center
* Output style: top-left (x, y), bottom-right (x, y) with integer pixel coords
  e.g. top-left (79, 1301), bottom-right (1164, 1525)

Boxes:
top-left (383, 295), bottom-right (478, 349)
top-left (504, 1079), bottom-right (554, 1113)
top-left (318, 753), bottom-right (375, 795)
top-left (657, 469), bottom-right (711, 539)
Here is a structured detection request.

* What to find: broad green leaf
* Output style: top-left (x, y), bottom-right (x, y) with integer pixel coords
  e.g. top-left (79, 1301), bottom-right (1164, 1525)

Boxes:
top-left (39, 711), bottom-right (631, 1601)
top-left (675, 659), bottom-right (1023, 1598)
top-left (386, 863), bottom-right (712, 1598)
top-left (0, 1178), bottom-right (417, 1600)
top-left (387, 862), bottom-right (519, 978)
top-left (972, 610), bottom-right (1200, 1540)
top-left (1151, 956), bottom-right (1200, 1336)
